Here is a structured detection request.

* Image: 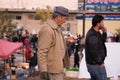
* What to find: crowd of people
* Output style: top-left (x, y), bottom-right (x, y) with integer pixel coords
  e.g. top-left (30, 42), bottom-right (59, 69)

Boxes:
top-left (66, 34), bottom-right (85, 68)
top-left (0, 28), bottom-right (39, 79)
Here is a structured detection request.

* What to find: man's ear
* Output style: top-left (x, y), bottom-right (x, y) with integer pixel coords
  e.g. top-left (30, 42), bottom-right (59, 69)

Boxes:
top-left (97, 23), bottom-right (100, 27)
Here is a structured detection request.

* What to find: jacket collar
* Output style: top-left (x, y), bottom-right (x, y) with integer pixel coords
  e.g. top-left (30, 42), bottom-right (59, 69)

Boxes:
top-left (91, 28), bottom-right (98, 33)
top-left (46, 19), bottom-right (58, 30)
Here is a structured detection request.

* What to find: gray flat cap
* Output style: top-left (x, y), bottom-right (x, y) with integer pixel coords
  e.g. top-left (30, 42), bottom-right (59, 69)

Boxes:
top-left (54, 6), bottom-right (69, 16)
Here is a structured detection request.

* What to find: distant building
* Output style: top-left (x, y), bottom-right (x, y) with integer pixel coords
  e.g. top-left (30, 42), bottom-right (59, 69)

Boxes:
top-left (0, 0), bottom-right (120, 36)
top-left (0, 8), bottom-right (78, 35)
top-left (0, 0), bottom-right (78, 10)
top-left (0, 0), bottom-right (79, 35)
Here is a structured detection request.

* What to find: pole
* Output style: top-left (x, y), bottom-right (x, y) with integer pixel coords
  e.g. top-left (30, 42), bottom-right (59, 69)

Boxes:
top-left (10, 59), bottom-right (12, 80)
top-left (17, 0), bottom-right (18, 8)
top-left (82, 0), bottom-right (86, 37)
top-left (22, 47), bottom-right (25, 62)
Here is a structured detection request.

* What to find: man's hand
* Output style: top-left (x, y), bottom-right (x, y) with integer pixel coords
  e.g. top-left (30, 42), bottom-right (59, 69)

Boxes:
top-left (101, 26), bottom-right (107, 33)
top-left (40, 72), bottom-right (50, 80)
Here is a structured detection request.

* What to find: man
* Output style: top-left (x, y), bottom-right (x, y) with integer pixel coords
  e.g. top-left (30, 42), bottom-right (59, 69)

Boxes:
top-left (85, 15), bottom-right (107, 80)
top-left (28, 51), bottom-right (37, 76)
top-left (37, 6), bottom-right (69, 80)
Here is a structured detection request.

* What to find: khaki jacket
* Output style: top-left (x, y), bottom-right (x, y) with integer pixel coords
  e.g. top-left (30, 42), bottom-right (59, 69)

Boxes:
top-left (38, 19), bottom-right (69, 73)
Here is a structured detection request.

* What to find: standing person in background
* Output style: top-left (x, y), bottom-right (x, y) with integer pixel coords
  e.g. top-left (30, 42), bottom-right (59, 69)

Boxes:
top-left (11, 54), bottom-right (16, 67)
top-left (37, 6), bottom-right (69, 80)
top-left (31, 34), bottom-right (38, 51)
top-left (24, 38), bottom-right (31, 62)
top-left (27, 51), bottom-right (38, 77)
top-left (73, 39), bottom-right (80, 68)
top-left (85, 15), bottom-right (107, 80)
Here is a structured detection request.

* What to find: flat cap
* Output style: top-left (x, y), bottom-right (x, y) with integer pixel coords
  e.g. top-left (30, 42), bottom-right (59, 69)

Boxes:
top-left (54, 6), bottom-right (69, 16)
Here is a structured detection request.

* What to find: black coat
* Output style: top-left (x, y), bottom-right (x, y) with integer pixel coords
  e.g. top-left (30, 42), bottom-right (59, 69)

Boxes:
top-left (85, 28), bottom-right (107, 65)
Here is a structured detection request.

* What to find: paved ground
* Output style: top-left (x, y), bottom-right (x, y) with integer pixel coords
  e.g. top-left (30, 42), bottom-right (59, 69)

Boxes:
top-left (25, 76), bottom-right (89, 80)
top-left (65, 77), bottom-right (89, 80)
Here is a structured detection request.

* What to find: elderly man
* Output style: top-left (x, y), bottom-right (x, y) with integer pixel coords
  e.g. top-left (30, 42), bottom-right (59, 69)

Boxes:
top-left (38, 6), bottom-right (69, 80)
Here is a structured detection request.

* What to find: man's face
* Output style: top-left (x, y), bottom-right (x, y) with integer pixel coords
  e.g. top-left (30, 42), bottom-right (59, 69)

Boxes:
top-left (57, 15), bottom-right (67, 26)
top-left (98, 20), bottom-right (104, 29)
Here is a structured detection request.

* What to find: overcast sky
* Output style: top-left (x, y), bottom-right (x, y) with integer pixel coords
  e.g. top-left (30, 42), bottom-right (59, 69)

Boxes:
top-left (0, 0), bottom-right (78, 10)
